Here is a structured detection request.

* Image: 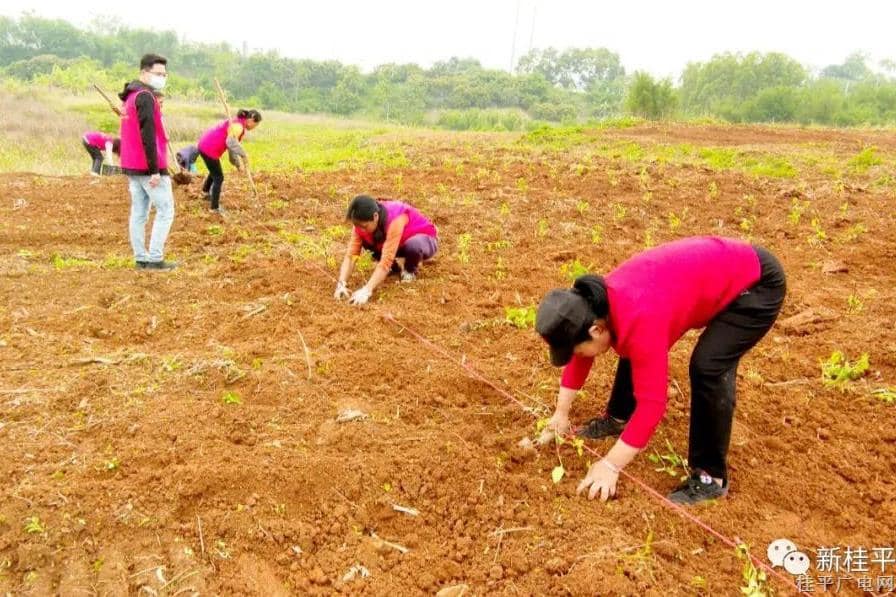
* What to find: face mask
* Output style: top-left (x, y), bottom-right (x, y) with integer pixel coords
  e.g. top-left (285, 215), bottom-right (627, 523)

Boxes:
top-left (148, 74), bottom-right (166, 90)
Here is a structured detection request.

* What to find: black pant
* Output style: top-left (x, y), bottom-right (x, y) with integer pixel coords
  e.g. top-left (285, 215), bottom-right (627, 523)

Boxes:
top-left (83, 140), bottom-right (104, 174)
top-left (200, 151), bottom-right (224, 209)
top-left (606, 246), bottom-right (786, 481)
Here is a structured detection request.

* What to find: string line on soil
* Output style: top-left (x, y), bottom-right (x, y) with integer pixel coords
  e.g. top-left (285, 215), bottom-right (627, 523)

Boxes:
top-left (375, 309), bottom-right (805, 595)
top-left (300, 246), bottom-right (804, 593)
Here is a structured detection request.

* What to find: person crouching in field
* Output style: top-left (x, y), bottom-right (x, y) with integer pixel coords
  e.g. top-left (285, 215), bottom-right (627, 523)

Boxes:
top-left (334, 195), bottom-right (439, 306)
top-left (82, 132), bottom-right (120, 175)
top-left (197, 108), bottom-right (261, 215)
top-left (535, 236), bottom-right (785, 505)
top-left (176, 145), bottom-right (200, 173)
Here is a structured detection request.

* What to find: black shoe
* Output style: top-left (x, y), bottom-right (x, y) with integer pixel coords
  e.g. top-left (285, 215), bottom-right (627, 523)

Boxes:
top-left (576, 415), bottom-right (626, 439)
top-left (136, 260), bottom-right (177, 271)
top-left (668, 470), bottom-right (728, 505)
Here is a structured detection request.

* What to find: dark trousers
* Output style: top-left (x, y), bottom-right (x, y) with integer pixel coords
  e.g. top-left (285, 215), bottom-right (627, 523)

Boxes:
top-left (369, 235), bottom-right (439, 274)
top-left (605, 246), bottom-right (786, 481)
top-left (200, 151), bottom-right (224, 209)
top-left (83, 140), bottom-right (104, 174)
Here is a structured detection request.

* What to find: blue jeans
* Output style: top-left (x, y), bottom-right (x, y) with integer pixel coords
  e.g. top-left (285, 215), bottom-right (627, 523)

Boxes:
top-left (128, 175), bottom-right (174, 262)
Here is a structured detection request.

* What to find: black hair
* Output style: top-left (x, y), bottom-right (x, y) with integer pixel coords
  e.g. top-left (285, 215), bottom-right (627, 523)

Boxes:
top-left (346, 195), bottom-right (387, 245)
top-left (111, 139), bottom-right (121, 154)
top-left (237, 109), bottom-right (262, 123)
top-left (140, 54), bottom-right (167, 71)
top-left (571, 274), bottom-right (610, 341)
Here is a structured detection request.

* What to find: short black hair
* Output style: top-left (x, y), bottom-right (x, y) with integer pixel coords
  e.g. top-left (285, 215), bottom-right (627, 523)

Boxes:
top-left (140, 54), bottom-right (168, 71)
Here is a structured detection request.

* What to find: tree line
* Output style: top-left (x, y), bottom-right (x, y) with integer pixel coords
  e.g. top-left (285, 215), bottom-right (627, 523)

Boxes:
top-left (2, 14), bottom-right (895, 129)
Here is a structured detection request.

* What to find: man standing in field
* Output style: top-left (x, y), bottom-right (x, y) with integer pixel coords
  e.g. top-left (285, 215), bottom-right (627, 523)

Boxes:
top-left (118, 53), bottom-right (176, 270)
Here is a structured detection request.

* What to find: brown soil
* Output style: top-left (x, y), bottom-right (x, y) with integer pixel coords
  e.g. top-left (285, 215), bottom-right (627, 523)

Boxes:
top-left (1, 123), bottom-right (895, 595)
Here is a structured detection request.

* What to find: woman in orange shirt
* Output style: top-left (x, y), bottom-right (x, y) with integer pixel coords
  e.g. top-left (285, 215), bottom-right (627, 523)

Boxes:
top-left (335, 195), bottom-right (439, 305)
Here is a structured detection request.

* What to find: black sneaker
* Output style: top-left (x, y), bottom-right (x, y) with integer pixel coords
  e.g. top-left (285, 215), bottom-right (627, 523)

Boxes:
top-left (136, 260), bottom-right (178, 271)
top-left (576, 415), bottom-right (626, 439)
top-left (668, 470), bottom-right (728, 505)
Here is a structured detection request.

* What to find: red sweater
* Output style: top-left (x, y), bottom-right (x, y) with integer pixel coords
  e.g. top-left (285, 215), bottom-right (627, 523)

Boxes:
top-left (560, 236), bottom-right (761, 448)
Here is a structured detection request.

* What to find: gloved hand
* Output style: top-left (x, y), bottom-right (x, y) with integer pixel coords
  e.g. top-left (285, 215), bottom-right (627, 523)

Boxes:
top-left (349, 286), bottom-right (372, 306)
top-left (334, 280), bottom-right (350, 300)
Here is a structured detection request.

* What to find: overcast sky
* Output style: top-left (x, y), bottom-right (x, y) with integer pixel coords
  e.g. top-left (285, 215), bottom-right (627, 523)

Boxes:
top-left (4, 1), bottom-right (895, 78)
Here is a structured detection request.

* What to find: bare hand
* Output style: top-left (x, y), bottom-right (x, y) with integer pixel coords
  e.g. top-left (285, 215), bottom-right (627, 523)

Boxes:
top-left (576, 460), bottom-right (619, 502)
top-left (149, 173), bottom-right (161, 188)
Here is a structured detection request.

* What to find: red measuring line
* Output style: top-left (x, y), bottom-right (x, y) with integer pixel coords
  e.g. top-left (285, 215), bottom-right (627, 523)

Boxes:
top-left (300, 256), bottom-right (803, 593)
top-left (380, 310), bottom-right (805, 595)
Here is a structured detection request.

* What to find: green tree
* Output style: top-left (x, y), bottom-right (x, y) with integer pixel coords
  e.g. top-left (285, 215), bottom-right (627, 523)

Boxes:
top-left (625, 72), bottom-right (677, 119)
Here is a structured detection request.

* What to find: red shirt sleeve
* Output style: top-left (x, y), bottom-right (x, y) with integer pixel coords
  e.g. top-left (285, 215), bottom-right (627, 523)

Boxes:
top-left (619, 343), bottom-right (669, 448)
top-left (560, 354), bottom-right (594, 390)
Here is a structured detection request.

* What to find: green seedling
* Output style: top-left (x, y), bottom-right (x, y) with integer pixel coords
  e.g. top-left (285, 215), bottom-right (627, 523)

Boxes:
top-left (808, 218), bottom-right (827, 245)
top-left (456, 233), bottom-right (473, 264)
top-left (612, 202), bottom-right (627, 223)
top-left (101, 254), bottom-right (133, 269)
top-left (647, 439), bottom-right (689, 481)
top-left (787, 199), bottom-right (808, 226)
top-left (24, 516), bottom-right (45, 534)
top-left (499, 201), bottom-right (510, 217)
top-left (560, 259), bottom-right (590, 283)
top-left (616, 530), bottom-right (656, 581)
top-left (846, 294), bottom-right (864, 315)
top-left (735, 543), bottom-right (774, 597)
top-left (486, 239), bottom-right (511, 252)
top-left (591, 224), bottom-right (604, 245)
top-left (667, 212), bottom-right (681, 232)
top-left (52, 254), bottom-right (94, 270)
top-left (355, 251), bottom-right (374, 274)
top-left (493, 256), bottom-right (508, 280)
top-left (872, 388), bottom-right (896, 405)
top-left (838, 223), bottom-right (867, 243)
top-left (504, 306), bottom-right (536, 329)
top-left (207, 224), bottom-right (224, 236)
top-left (222, 391), bottom-right (242, 405)
top-left (821, 351), bottom-right (869, 390)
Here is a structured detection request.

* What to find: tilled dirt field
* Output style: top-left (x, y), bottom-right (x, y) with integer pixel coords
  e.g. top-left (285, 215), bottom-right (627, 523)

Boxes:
top-left (1, 123), bottom-right (895, 595)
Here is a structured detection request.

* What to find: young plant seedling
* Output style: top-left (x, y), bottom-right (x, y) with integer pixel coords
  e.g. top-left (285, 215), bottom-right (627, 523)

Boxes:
top-left (821, 351), bottom-right (870, 391)
top-left (222, 391), bottom-right (242, 405)
top-left (647, 439), bottom-right (689, 481)
top-left (735, 543), bottom-right (774, 597)
top-left (871, 388), bottom-right (896, 405)
top-left (504, 306), bottom-right (536, 329)
top-left (560, 259), bottom-right (590, 283)
top-left (456, 233), bottom-right (473, 264)
top-left (23, 516), bottom-right (45, 534)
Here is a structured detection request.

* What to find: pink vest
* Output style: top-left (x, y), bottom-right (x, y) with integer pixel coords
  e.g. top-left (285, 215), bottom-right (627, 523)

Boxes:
top-left (198, 117), bottom-right (246, 159)
top-left (355, 200), bottom-right (438, 251)
top-left (84, 131), bottom-right (114, 148)
top-left (119, 89), bottom-right (168, 171)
